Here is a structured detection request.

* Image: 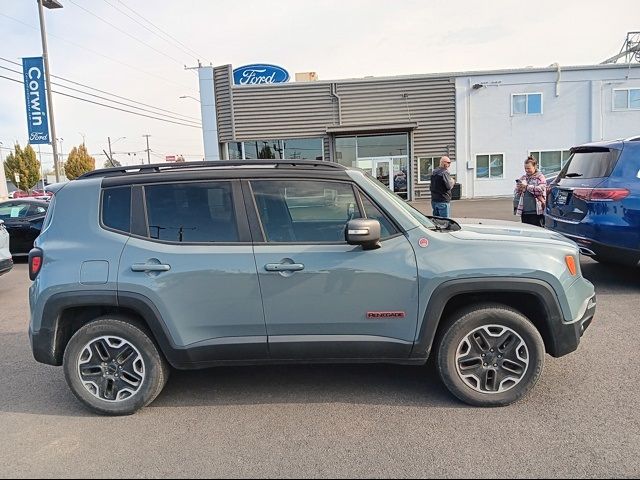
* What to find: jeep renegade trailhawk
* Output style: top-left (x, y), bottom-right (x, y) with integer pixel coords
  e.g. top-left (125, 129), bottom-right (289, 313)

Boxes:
top-left (29, 161), bottom-right (596, 415)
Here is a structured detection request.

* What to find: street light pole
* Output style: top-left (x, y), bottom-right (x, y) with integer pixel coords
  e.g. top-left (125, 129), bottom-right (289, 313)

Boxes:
top-left (37, 0), bottom-right (63, 183)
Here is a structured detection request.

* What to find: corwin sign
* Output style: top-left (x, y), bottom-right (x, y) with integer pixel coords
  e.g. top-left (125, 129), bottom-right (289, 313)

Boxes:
top-left (233, 64), bottom-right (290, 86)
top-left (22, 57), bottom-right (50, 145)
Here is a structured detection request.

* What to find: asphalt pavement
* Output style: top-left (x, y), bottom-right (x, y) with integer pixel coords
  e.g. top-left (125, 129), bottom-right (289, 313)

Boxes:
top-left (1, 198), bottom-right (639, 478)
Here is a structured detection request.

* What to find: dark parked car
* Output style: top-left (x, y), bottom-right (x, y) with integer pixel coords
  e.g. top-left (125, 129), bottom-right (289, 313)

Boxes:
top-left (546, 136), bottom-right (640, 267)
top-left (0, 199), bottom-right (49, 256)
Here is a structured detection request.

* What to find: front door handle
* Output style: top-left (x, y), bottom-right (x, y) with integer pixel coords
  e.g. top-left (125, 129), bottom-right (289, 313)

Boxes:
top-left (131, 263), bottom-right (171, 272)
top-left (264, 263), bottom-right (305, 272)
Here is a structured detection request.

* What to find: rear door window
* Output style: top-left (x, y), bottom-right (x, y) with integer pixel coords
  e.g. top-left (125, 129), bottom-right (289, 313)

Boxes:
top-left (144, 182), bottom-right (239, 243)
top-left (558, 149), bottom-right (621, 180)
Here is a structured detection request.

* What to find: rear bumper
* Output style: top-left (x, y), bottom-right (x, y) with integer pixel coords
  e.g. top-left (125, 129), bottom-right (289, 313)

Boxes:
top-left (545, 226), bottom-right (640, 266)
top-left (0, 258), bottom-right (13, 276)
top-left (550, 293), bottom-right (597, 358)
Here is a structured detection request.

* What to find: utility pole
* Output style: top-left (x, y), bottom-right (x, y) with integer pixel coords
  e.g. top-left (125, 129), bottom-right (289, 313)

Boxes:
top-left (143, 134), bottom-right (151, 164)
top-left (37, 0), bottom-right (63, 183)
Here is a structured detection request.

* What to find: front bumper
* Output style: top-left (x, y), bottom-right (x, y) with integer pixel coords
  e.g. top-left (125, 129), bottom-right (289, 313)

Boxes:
top-left (0, 258), bottom-right (13, 276)
top-left (549, 293), bottom-right (596, 358)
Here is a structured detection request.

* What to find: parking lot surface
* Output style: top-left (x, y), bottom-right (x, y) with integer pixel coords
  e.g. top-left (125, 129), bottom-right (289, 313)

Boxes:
top-left (1, 198), bottom-right (639, 478)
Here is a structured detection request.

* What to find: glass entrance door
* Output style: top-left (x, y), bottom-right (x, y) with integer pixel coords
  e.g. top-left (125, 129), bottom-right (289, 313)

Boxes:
top-left (357, 157), bottom-right (408, 198)
top-left (357, 159), bottom-right (394, 192)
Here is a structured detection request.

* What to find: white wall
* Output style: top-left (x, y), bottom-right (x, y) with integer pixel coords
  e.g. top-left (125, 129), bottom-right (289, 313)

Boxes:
top-left (456, 65), bottom-right (640, 198)
top-left (198, 66), bottom-right (219, 161)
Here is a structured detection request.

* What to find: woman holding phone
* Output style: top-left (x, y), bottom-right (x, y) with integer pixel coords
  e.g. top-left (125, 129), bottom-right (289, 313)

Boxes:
top-left (513, 156), bottom-right (547, 227)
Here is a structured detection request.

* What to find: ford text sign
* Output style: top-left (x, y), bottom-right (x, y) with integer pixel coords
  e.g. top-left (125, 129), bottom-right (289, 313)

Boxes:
top-left (22, 57), bottom-right (50, 145)
top-left (233, 64), bottom-right (290, 86)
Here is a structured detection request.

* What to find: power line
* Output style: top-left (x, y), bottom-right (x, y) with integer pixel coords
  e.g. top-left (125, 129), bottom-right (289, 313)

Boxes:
top-left (0, 63), bottom-right (201, 125)
top-left (101, 0), bottom-right (209, 64)
top-left (0, 73), bottom-right (201, 129)
top-left (0, 13), bottom-right (197, 93)
top-left (0, 56), bottom-right (200, 122)
top-left (66, 0), bottom-right (190, 69)
top-left (116, 0), bottom-right (212, 63)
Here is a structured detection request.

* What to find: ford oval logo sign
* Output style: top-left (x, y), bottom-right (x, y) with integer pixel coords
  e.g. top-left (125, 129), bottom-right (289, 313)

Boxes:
top-left (233, 64), bottom-right (290, 86)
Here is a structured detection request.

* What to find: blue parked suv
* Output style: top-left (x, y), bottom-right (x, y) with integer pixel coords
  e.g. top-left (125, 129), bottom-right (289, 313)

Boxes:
top-left (29, 161), bottom-right (596, 415)
top-left (546, 136), bottom-right (640, 267)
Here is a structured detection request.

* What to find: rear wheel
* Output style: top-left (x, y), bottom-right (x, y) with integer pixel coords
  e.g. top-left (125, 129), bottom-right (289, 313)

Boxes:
top-left (63, 317), bottom-right (169, 415)
top-left (436, 304), bottom-right (545, 407)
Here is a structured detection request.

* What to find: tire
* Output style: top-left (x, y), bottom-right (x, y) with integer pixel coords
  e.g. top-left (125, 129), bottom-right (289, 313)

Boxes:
top-left (436, 303), bottom-right (545, 407)
top-left (63, 317), bottom-right (169, 416)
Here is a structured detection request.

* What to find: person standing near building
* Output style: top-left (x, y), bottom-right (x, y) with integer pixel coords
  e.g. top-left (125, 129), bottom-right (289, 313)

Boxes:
top-left (430, 156), bottom-right (455, 217)
top-left (514, 156), bottom-right (547, 227)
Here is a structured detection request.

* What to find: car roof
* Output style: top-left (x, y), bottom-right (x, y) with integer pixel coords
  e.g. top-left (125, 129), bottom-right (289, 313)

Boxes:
top-left (574, 135), bottom-right (640, 150)
top-left (0, 198), bottom-right (49, 207)
top-left (79, 160), bottom-right (351, 181)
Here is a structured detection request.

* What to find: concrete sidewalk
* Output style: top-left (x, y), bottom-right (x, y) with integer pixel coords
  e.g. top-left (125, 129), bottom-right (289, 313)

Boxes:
top-left (410, 197), bottom-right (516, 222)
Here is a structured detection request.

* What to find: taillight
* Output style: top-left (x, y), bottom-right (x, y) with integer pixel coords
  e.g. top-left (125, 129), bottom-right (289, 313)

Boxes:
top-left (572, 188), bottom-right (630, 202)
top-left (29, 248), bottom-right (43, 281)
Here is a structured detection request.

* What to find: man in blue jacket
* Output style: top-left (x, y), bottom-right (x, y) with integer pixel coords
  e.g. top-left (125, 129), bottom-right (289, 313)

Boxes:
top-left (430, 156), bottom-right (455, 217)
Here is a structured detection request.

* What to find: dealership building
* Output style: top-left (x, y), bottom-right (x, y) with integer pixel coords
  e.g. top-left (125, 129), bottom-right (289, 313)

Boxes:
top-left (200, 63), bottom-right (640, 200)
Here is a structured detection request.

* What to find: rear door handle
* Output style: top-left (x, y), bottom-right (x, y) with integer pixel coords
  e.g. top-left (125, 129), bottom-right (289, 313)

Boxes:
top-left (264, 263), bottom-right (305, 272)
top-left (131, 263), bottom-right (171, 272)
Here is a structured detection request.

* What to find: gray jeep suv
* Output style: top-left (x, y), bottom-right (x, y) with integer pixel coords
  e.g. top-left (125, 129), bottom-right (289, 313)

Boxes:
top-left (29, 161), bottom-right (596, 415)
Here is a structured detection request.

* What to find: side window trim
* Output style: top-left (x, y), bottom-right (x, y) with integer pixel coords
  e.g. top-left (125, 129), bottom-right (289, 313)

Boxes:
top-left (241, 180), bottom-right (266, 243)
top-left (131, 185), bottom-right (148, 237)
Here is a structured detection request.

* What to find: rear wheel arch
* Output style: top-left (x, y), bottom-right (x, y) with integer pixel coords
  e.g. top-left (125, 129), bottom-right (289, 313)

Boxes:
top-left (39, 291), bottom-right (176, 367)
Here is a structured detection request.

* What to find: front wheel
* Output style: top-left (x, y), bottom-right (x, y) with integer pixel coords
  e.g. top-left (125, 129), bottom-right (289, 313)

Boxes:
top-left (436, 304), bottom-right (545, 407)
top-left (63, 317), bottom-right (169, 415)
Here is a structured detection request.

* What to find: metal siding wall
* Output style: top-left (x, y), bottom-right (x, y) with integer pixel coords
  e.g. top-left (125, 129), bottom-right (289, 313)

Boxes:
top-left (214, 65), bottom-right (234, 142)
top-left (335, 78), bottom-right (456, 198)
top-left (219, 71), bottom-right (456, 199)
top-left (232, 83), bottom-right (335, 140)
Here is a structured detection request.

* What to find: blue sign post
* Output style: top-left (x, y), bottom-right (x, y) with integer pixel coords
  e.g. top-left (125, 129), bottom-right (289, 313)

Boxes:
top-left (233, 64), bottom-right (290, 86)
top-left (22, 57), bottom-right (50, 145)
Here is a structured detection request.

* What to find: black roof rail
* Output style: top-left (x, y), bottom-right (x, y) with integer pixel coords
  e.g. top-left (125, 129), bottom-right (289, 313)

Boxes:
top-left (78, 160), bottom-right (348, 180)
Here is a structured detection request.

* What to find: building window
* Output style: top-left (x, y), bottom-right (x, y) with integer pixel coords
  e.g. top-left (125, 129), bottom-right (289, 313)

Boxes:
top-left (282, 138), bottom-right (323, 160)
top-left (356, 134), bottom-right (408, 158)
top-left (228, 142), bottom-right (242, 160)
top-left (512, 93), bottom-right (543, 115)
top-left (244, 140), bottom-right (282, 159)
top-left (417, 157), bottom-right (439, 183)
top-left (476, 154), bottom-right (504, 179)
top-left (529, 150), bottom-right (572, 176)
top-left (613, 88), bottom-right (640, 110)
top-left (226, 138), bottom-right (323, 160)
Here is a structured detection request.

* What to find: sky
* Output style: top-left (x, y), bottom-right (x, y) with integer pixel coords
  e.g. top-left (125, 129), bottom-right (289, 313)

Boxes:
top-left (0, 0), bottom-right (637, 173)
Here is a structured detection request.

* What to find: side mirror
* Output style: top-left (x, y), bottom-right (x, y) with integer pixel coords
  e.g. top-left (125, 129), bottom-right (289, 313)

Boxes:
top-left (345, 219), bottom-right (381, 250)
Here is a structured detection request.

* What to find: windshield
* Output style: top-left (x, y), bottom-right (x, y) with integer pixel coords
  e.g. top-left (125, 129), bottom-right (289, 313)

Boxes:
top-left (363, 172), bottom-right (436, 229)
